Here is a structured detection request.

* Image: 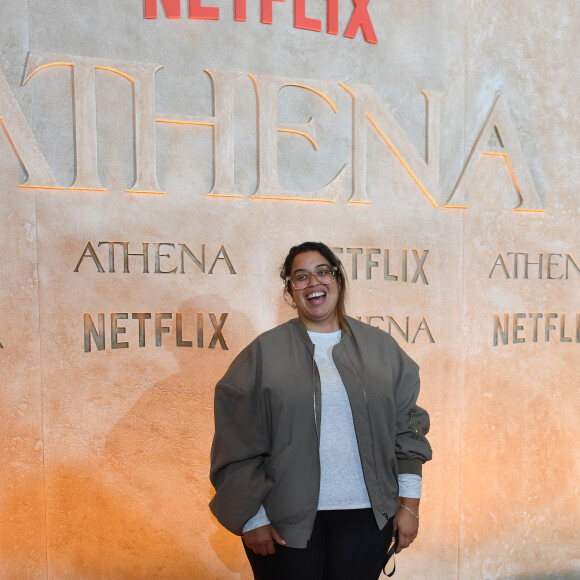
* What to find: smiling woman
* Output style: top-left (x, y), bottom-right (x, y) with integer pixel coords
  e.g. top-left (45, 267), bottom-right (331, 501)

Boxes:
top-left (281, 242), bottom-right (347, 333)
top-left (210, 241), bottom-right (432, 580)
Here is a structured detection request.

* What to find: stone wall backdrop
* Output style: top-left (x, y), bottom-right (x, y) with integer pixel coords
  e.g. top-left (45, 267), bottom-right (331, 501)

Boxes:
top-left (0, 1), bottom-right (578, 578)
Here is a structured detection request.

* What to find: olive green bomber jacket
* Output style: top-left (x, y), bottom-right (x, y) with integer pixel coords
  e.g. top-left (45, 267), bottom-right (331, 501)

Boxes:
top-left (209, 316), bottom-right (432, 549)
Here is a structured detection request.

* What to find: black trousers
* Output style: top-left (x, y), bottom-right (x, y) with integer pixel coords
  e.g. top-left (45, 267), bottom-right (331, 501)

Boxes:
top-left (243, 509), bottom-right (394, 580)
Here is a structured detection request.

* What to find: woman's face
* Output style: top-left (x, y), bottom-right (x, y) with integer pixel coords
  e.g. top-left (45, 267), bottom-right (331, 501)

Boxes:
top-left (289, 251), bottom-right (340, 332)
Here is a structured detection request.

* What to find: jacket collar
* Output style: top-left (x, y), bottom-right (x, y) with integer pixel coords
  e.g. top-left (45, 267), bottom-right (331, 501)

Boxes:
top-left (292, 317), bottom-right (350, 344)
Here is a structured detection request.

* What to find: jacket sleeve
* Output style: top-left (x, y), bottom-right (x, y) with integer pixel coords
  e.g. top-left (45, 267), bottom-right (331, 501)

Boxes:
top-left (390, 340), bottom-right (432, 477)
top-left (209, 340), bottom-right (274, 535)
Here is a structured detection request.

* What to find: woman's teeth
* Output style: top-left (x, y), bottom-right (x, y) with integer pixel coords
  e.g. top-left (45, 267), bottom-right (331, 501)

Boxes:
top-left (307, 291), bottom-right (326, 300)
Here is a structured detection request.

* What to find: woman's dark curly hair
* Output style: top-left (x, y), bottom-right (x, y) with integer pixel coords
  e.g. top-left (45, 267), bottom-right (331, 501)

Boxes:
top-left (280, 241), bottom-right (348, 329)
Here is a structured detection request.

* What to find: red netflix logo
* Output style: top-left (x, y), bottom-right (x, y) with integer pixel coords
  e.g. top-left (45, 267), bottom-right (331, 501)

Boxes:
top-left (144, 0), bottom-right (378, 44)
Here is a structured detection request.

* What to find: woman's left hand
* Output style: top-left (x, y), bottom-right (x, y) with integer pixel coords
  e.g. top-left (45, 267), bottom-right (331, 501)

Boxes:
top-left (393, 499), bottom-right (420, 553)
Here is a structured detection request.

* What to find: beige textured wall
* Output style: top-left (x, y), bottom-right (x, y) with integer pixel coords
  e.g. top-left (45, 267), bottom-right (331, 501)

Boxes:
top-left (0, 1), bottom-right (578, 578)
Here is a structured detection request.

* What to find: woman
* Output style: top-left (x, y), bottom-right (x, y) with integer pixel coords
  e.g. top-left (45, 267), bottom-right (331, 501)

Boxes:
top-left (210, 242), bottom-right (431, 580)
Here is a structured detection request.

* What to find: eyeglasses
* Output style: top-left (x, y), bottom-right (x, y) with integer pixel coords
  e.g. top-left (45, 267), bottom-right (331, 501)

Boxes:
top-left (287, 266), bottom-right (338, 290)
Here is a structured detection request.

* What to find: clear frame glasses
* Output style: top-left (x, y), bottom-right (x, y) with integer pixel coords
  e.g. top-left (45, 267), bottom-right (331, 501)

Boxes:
top-left (287, 266), bottom-right (337, 290)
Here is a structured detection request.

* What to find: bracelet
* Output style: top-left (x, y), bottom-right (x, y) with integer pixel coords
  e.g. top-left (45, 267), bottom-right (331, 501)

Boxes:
top-left (399, 503), bottom-right (419, 519)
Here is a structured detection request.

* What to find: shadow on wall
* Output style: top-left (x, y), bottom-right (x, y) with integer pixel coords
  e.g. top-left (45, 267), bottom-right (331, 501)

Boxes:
top-left (46, 465), bottom-right (210, 578)
top-left (44, 297), bottom-right (256, 579)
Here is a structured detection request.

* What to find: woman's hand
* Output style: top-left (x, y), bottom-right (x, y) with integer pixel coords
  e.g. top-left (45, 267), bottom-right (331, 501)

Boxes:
top-left (393, 499), bottom-right (420, 553)
top-left (242, 524), bottom-right (286, 556)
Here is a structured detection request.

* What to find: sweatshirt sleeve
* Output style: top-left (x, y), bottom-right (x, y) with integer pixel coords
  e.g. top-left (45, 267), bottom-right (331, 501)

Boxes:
top-left (209, 341), bottom-right (274, 535)
top-left (242, 504), bottom-right (271, 533)
top-left (390, 341), bottom-right (432, 477)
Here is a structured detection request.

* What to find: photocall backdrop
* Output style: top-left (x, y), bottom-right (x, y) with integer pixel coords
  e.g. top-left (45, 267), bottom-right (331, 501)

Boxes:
top-left (0, 1), bottom-right (578, 578)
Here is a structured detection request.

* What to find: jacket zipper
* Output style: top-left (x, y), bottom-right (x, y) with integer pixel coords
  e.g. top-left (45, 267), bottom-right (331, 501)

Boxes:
top-left (308, 345), bottom-right (321, 539)
top-left (342, 343), bottom-right (388, 516)
top-left (312, 346), bottom-right (320, 442)
top-left (408, 408), bottom-right (419, 438)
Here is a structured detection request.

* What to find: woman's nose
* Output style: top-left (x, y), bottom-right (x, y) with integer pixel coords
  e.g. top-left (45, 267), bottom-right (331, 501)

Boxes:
top-left (306, 272), bottom-right (319, 286)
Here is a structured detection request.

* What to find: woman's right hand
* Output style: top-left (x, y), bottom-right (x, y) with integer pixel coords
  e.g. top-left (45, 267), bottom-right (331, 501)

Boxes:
top-left (242, 524), bottom-right (286, 556)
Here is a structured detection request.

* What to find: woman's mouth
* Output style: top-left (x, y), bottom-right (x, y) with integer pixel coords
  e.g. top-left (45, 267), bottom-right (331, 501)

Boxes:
top-left (306, 291), bottom-right (326, 303)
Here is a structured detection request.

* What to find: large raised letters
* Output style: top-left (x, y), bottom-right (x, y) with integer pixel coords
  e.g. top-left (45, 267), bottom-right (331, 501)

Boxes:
top-left (158, 70), bottom-right (241, 198)
top-left (446, 96), bottom-right (544, 211)
top-left (340, 83), bottom-right (442, 205)
top-left (24, 53), bottom-right (163, 193)
top-left (251, 73), bottom-right (346, 201)
top-left (0, 67), bottom-right (59, 188)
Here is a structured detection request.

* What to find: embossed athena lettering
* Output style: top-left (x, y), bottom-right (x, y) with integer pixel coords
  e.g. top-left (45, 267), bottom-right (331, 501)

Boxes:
top-left (493, 312), bottom-right (580, 346)
top-left (0, 53), bottom-right (543, 210)
top-left (356, 315), bottom-right (435, 344)
top-left (84, 312), bottom-right (229, 352)
top-left (73, 242), bottom-right (236, 274)
top-left (489, 252), bottom-right (579, 279)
